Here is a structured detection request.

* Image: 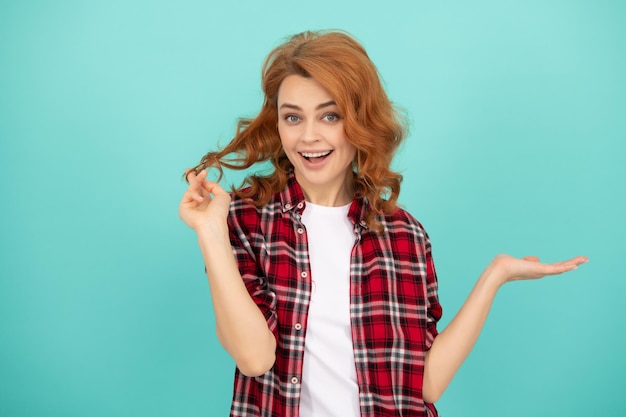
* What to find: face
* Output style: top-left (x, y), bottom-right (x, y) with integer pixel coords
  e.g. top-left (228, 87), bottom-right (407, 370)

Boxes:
top-left (277, 75), bottom-right (357, 206)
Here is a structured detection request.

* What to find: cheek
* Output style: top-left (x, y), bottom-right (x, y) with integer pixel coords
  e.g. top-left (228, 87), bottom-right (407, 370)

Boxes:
top-left (344, 141), bottom-right (357, 163)
top-left (278, 131), bottom-right (299, 153)
top-left (277, 125), bottom-right (290, 146)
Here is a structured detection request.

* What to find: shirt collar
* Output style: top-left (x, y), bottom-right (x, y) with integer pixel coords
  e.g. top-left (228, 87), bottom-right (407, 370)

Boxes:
top-left (279, 172), bottom-right (307, 214)
top-left (279, 171), bottom-right (369, 230)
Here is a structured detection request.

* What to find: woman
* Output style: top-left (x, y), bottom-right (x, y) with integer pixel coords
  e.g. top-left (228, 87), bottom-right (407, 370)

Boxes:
top-left (179, 30), bottom-right (587, 417)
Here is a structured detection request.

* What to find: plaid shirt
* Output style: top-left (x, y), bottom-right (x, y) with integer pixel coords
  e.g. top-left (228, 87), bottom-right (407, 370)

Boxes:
top-left (227, 173), bottom-right (442, 417)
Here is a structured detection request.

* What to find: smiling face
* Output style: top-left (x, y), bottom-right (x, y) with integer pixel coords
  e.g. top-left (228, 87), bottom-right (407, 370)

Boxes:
top-left (277, 75), bottom-right (357, 206)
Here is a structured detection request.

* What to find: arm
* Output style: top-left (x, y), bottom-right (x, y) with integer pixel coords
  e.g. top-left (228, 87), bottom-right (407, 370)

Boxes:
top-left (422, 254), bottom-right (588, 403)
top-left (179, 170), bottom-right (276, 376)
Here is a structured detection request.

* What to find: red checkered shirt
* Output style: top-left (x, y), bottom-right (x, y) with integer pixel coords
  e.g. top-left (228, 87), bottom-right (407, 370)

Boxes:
top-left (226, 173), bottom-right (442, 417)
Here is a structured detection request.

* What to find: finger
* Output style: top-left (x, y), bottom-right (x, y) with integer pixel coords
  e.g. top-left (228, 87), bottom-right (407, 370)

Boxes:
top-left (201, 180), bottom-right (229, 197)
top-left (182, 190), bottom-right (207, 204)
top-left (185, 168), bottom-right (207, 184)
top-left (185, 170), bottom-right (209, 197)
top-left (572, 255), bottom-right (589, 264)
top-left (190, 169), bottom-right (207, 186)
top-left (196, 168), bottom-right (207, 181)
top-left (553, 256), bottom-right (589, 268)
top-left (546, 257), bottom-right (588, 274)
top-left (522, 256), bottom-right (540, 262)
top-left (185, 169), bottom-right (196, 183)
top-left (185, 170), bottom-right (203, 197)
top-left (184, 173), bottom-right (213, 202)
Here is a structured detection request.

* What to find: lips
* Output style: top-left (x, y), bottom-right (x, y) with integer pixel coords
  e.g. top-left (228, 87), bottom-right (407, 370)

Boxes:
top-left (300, 150), bottom-right (332, 161)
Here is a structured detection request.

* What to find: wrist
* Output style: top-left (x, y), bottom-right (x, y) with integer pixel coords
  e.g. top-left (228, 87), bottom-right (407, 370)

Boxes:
top-left (196, 220), bottom-right (230, 243)
top-left (479, 260), bottom-right (508, 291)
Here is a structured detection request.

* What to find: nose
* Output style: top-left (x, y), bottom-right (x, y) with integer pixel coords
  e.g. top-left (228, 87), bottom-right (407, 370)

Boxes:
top-left (301, 119), bottom-right (320, 143)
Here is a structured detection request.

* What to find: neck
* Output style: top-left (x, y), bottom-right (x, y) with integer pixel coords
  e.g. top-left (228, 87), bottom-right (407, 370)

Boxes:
top-left (296, 172), bottom-right (355, 207)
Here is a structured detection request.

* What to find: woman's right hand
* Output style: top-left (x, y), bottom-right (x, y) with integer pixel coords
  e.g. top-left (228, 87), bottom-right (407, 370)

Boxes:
top-left (178, 169), bottom-right (232, 236)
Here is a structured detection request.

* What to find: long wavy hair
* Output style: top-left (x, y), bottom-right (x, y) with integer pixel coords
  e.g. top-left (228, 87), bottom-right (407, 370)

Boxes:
top-left (188, 30), bottom-right (407, 233)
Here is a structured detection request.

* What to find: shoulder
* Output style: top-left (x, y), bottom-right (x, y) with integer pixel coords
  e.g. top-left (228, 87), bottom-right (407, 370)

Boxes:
top-left (228, 187), bottom-right (282, 229)
top-left (381, 206), bottom-right (430, 242)
top-left (229, 188), bottom-right (259, 213)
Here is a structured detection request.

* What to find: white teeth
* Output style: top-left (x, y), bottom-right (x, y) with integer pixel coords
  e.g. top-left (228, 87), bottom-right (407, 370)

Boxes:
top-left (301, 151), bottom-right (331, 158)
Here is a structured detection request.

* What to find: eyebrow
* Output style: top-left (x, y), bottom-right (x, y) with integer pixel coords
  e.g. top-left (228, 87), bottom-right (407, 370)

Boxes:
top-left (279, 100), bottom-right (337, 111)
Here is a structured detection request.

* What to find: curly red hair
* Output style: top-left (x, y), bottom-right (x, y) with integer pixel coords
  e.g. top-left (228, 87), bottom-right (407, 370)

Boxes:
top-left (189, 30), bottom-right (407, 233)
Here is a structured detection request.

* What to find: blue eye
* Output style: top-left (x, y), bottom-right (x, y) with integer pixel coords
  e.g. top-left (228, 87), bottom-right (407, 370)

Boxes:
top-left (323, 113), bottom-right (340, 122)
top-left (285, 115), bottom-right (299, 123)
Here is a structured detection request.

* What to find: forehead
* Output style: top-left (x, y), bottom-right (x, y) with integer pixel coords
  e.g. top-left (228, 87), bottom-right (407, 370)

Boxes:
top-left (277, 75), bottom-right (335, 106)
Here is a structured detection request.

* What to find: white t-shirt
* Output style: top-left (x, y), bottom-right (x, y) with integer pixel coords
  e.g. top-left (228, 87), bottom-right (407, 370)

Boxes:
top-left (299, 201), bottom-right (360, 417)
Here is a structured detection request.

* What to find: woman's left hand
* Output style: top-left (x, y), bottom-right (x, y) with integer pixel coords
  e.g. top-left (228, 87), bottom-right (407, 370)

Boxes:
top-left (423, 252), bottom-right (589, 402)
top-left (489, 254), bottom-right (588, 287)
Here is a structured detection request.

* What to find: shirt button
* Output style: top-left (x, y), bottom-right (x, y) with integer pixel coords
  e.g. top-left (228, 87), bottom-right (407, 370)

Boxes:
top-left (294, 323), bottom-right (302, 330)
top-left (284, 203), bottom-right (292, 210)
top-left (296, 202), bottom-right (304, 209)
top-left (291, 377), bottom-right (299, 384)
top-left (300, 271), bottom-right (308, 278)
top-left (296, 227), bottom-right (304, 234)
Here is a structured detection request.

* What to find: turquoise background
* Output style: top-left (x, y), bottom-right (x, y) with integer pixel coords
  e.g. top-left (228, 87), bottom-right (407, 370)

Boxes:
top-left (1, 0), bottom-right (624, 416)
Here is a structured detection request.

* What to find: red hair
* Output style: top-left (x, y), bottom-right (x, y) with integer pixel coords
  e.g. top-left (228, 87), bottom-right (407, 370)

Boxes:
top-left (189, 30), bottom-right (407, 233)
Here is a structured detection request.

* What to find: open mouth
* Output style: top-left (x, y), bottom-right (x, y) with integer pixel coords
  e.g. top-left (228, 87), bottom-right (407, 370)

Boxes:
top-left (301, 150), bottom-right (332, 161)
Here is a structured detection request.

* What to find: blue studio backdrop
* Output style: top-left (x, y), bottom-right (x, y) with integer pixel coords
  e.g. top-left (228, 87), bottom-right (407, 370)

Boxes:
top-left (1, 1), bottom-right (625, 416)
